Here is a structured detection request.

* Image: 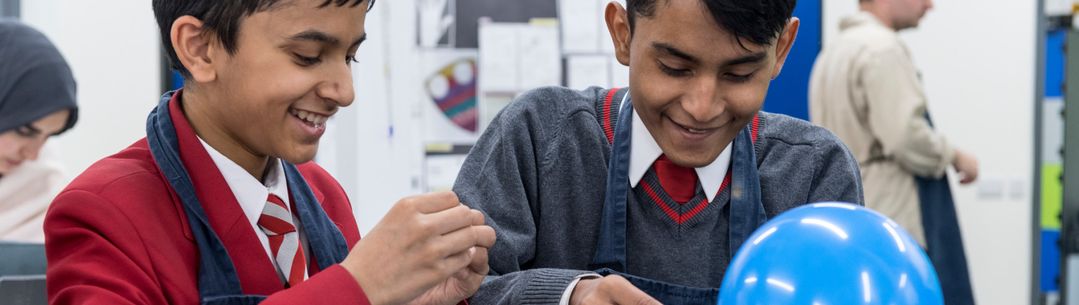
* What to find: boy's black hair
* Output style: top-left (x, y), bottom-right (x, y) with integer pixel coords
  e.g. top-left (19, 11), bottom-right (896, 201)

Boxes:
top-left (625, 0), bottom-right (795, 47)
top-left (153, 0), bottom-right (374, 77)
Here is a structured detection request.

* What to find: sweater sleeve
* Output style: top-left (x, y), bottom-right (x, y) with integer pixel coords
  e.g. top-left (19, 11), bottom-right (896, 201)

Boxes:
top-left (807, 130), bottom-right (866, 206)
top-left (453, 90), bottom-right (597, 304)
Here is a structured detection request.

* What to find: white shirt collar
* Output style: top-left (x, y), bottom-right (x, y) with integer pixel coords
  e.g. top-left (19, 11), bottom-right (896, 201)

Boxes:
top-left (627, 105), bottom-right (732, 202)
top-left (198, 138), bottom-right (290, 227)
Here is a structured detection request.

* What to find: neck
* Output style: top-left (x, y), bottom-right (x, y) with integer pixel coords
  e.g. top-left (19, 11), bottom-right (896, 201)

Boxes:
top-left (859, 4), bottom-right (899, 31)
top-left (180, 87), bottom-right (270, 179)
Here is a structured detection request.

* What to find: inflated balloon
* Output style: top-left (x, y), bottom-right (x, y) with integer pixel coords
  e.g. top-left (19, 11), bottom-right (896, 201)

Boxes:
top-left (718, 202), bottom-right (943, 305)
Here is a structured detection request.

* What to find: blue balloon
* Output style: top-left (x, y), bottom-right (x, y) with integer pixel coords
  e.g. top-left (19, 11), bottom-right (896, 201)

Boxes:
top-left (718, 202), bottom-right (943, 305)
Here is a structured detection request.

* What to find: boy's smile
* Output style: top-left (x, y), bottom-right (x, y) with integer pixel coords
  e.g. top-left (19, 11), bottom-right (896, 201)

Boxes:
top-left (289, 107), bottom-right (332, 139)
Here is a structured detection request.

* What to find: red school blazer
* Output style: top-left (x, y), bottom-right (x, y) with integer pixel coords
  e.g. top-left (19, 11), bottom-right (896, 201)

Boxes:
top-left (44, 97), bottom-right (369, 305)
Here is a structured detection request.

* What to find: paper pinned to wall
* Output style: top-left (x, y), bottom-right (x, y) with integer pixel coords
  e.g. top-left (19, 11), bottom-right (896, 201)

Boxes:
top-left (479, 21), bottom-right (562, 92)
top-left (423, 143), bottom-right (473, 192)
top-left (517, 22), bottom-right (562, 89)
top-left (478, 22), bottom-right (519, 92)
top-left (567, 55), bottom-right (610, 90)
top-left (559, 0), bottom-right (601, 54)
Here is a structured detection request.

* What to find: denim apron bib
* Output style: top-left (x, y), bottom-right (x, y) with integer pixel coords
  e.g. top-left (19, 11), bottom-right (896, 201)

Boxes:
top-left (916, 114), bottom-right (975, 305)
top-left (587, 89), bottom-right (767, 304)
top-left (145, 91), bottom-right (350, 305)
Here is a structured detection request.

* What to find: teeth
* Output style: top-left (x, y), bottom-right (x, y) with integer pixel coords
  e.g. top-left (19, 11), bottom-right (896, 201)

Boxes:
top-left (291, 109), bottom-right (328, 127)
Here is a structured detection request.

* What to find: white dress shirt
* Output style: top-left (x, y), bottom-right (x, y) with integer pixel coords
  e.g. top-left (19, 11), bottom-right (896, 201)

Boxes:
top-left (199, 138), bottom-right (309, 282)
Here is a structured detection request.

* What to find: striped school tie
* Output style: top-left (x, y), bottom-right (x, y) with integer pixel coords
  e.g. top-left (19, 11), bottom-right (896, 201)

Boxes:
top-left (259, 194), bottom-right (307, 287)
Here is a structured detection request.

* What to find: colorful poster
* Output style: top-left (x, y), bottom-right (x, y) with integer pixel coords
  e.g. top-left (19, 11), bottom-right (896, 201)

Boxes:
top-left (425, 58), bottom-right (478, 132)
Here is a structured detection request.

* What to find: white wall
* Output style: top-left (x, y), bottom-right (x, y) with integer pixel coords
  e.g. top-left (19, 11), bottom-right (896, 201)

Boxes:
top-left (824, 1), bottom-right (1036, 304)
top-left (21, 0), bottom-right (162, 182)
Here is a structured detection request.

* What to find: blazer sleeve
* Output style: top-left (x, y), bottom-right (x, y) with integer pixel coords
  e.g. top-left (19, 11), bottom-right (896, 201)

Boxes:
top-left (45, 189), bottom-right (172, 305)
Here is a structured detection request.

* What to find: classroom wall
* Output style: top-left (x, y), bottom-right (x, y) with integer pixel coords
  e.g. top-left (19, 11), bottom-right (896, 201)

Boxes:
top-left (823, 1), bottom-right (1037, 304)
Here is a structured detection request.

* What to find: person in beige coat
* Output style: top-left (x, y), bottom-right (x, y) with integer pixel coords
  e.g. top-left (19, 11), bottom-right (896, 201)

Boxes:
top-left (808, 0), bottom-right (977, 246)
top-left (808, 1), bottom-right (979, 304)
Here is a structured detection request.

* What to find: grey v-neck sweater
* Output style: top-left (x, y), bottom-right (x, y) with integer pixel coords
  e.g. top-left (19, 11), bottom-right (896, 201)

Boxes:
top-left (453, 86), bottom-right (864, 304)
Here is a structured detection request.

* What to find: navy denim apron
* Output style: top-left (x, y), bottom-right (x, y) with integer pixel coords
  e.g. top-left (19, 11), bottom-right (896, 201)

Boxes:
top-left (587, 90), bottom-right (767, 304)
top-left (146, 92), bottom-right (351, 305)
top-left (916, 114), bottom-right (975, 305)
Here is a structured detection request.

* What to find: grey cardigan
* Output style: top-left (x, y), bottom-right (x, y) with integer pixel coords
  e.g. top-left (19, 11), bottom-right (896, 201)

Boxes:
top-left (453, 86), bottom-right (864, 304)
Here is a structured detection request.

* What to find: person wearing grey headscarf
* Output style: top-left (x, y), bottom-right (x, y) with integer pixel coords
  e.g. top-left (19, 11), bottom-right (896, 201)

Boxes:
top-left (0, 18), bottom-right (78, 243)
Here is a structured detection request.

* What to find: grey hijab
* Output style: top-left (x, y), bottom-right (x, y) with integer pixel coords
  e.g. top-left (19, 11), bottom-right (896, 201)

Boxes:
top-left (0, 19), bottom-right (77, 134)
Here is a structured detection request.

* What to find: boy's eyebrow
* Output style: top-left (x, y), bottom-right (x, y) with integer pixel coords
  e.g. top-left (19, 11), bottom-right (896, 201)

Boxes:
top-left (723, 52), bottom-right (768, 66)
top-left (289, 30), bottom-right (368, 49)
top-left (290, 30), bottom-right (341, 46)
top-left (653, 42), bottom-right (768, 67)
top-left (653, 42), bottom-right (699, 64)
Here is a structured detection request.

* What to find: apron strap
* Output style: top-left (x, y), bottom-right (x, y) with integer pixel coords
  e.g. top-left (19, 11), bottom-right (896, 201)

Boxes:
top-left (589, 91), bottom-right (634, 272)
top-left (726, 126), bottom-right (767, 255)
top-left (146, 92), bottom-right (247, 299)
top-left (282, 163), bottom-right (351, 271)
top-left (917, 111), bottom-right (975, 305)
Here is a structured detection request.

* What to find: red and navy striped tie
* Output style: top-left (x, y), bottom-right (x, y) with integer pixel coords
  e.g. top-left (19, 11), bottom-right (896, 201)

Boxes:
top-left (259, 194), bottom-right (307, 287)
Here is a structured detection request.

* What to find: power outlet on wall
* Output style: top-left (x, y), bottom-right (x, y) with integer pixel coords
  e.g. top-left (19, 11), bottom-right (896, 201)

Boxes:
top-left (975, 177), bottom-right (1028, 201)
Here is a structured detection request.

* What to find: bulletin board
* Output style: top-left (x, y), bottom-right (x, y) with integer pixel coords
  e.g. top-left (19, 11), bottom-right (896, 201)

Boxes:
top-left (416, 0), bottom-right (556, 49)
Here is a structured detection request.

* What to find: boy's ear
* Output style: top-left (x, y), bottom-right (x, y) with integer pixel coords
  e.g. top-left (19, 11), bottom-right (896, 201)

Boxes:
top-left (604, 1), bottom-right (632, 66)
top-left (171, 15), bottom-right (219, 83)
top-left (769, 17), bottom-right (800, 80)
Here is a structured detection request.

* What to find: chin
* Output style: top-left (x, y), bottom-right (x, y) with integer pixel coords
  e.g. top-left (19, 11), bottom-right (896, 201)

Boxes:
top-left (280, 146), bottom-right (319, 164)
top-left (665, 150), bottom-right (721, 168)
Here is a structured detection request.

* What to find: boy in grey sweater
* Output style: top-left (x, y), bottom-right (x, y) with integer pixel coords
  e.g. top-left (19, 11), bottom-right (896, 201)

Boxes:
top-left (453, 0), bottom-right (863, 304)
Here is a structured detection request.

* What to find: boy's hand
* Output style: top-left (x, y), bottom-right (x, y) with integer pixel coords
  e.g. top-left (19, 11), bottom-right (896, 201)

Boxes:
top-left (570, 275), bottom-right (662, 305)
top-left (407, 210), bottom-right (493, 305)
top-left (340, 191), bottom-right (497, 305)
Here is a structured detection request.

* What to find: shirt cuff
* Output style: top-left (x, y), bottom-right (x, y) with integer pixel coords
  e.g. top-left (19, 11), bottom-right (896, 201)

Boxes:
top-left (558, 273), bottom-right (602, 305)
